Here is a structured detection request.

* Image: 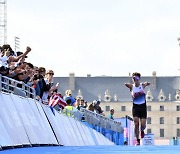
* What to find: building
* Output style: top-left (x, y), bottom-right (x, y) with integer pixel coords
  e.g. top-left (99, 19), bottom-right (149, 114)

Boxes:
top-left (53, 72), bottom-right (180, 140)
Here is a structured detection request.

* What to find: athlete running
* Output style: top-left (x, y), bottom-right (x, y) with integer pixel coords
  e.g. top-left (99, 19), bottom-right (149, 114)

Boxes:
top-left (125, 72), bottom-right (150, 145)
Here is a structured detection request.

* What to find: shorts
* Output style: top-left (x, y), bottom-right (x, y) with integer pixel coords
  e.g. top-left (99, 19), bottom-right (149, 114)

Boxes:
top-left (132, 103), bottom-right (147, 119)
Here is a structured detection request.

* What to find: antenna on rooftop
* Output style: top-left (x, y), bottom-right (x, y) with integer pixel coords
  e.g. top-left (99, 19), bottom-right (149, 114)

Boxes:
top-left (0, 0), bottom-right (7, 46)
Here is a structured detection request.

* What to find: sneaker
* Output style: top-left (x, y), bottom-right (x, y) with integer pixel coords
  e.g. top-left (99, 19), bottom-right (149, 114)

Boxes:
top-left (136, 139), bottom-right (140, 146)
top-left (141, 130), bottom-right (145, 138)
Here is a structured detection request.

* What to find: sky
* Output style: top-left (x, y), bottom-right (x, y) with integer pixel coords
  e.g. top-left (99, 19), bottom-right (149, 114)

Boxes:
top-left (6, 0), bottom-right (180, 77)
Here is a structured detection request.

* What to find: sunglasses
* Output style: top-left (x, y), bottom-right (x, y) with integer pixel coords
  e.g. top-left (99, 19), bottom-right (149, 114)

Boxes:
top-left (18, 73), bottom-right (24, 75)
top-left (133, 76), bottom-right (140, 81)
top-left (48, 73), bottom-right (54, 75)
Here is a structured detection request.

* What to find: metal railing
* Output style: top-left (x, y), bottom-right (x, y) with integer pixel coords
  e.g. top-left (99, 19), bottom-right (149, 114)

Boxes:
top-left (0, 74), bottom-right (36, 99)
top-left (75, 108), bottom-right (123, 133)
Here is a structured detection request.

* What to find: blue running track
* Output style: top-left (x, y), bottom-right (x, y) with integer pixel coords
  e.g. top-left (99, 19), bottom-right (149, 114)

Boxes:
top-left (1, 145), bottom-right (180, 154)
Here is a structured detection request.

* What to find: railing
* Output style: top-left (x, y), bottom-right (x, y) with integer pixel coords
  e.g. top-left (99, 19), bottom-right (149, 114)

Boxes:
top-left (81, 108), bottom-right (123, 133)
top-left (62, 107), bottom-right (124, 133)
top-left (0, 74), bottom-right (36, 99)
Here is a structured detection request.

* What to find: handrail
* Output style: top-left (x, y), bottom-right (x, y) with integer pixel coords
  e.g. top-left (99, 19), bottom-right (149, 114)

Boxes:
top-left (76, 108), bottom-right (123, 133)
top-left (0, 74), bottom-right (36, 99)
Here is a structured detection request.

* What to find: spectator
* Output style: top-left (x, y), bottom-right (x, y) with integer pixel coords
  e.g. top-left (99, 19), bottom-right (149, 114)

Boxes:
top-left (42, 70), bottom-right (59, 102)
top-left (94, 100), bottom-right (105, 116)
top-left (37, 67), bottom-right (47, 98)
top-left (75, 98), bottom-right (81, 110)
top-left (88, 102), bottom-right (95, 112)
top-left (107, 109), bottom-right (114, 120)
top-left (63, 99), bottom-right (77, 116)
top-left (80, 99), bottom-right (87, 109)
top-left (63, 90), bottom-right (76, 106)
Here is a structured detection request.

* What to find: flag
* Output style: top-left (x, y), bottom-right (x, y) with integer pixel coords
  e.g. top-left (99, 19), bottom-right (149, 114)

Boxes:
top-left (49, 93), bottom-right (67, 110)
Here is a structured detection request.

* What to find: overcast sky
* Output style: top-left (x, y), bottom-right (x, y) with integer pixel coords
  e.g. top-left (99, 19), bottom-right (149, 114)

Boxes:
top-left (7, 0), bottom-right (180, 77)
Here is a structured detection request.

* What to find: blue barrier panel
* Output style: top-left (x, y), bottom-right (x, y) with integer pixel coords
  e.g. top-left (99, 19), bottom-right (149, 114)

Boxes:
top-left (0, 93), bottom-right (29, 146)
top-left (178, 139), bottom-right (180, 145)
top-left (87, 126), bottom-right (99, 145)
top-left (115, 117), bottom-right (134, 146)
top-left (27, 98), bottom-right (58, 145)
top-left (81, 123), bottom-right (97, 145)
top-left (96, 128), bottom-right (108, 145)
top-left (97, 129), bottom-right (114, 145)
top-left (11, 94), bottom-right (40, 145)
top-left (118, 133), bottom-right (124, 145)
top-left (35, 102), bottom-right (58, 145)
top-left (105, 129), bottom-right (113, 141)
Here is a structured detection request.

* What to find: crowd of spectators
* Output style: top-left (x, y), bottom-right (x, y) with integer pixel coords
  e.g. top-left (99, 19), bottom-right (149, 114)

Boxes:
top-left (0, 44), bottom-right (114, 119)
top-left (0, 44), bottom-right (58, 102)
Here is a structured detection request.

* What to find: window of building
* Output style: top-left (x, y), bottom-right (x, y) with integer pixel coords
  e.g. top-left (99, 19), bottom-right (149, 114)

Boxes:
top-left (160, 105), bottom-right (164, 111)
top-left (121, 106), bottom-right (126, 111)
top-left (177, 105), bottom-right (180, 111)
top-left (147, 128), bottom-right (151, 134)
top-left (160, 117), bottom-right (164, 124)
top-left (177, 129), bottom-right (180, 137)
top-left (177, 117), bottom-right (180, 124)
top-left (160, 129), bottom-right (164, 137)
top-left (105, 106), bottom-right (110, 112)
top-left (147, 117), bottom-right (151, 124)
top-left (147, 105), bottom-right (151, 111)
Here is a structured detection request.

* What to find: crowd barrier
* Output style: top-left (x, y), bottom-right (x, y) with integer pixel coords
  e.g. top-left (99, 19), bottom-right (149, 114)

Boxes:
top-left (78, 108), bottom-right (128, 145)
top-left (0, 92), bottom-right (114, 150)
top-left (0, 74), bottom-right (35, 99)
top-left (0, 74), bottom-right (127, 149)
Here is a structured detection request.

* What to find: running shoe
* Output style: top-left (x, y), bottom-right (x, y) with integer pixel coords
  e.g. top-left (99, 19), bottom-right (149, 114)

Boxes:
top-left (141, 130), bottom-right (145, 138)
top-left (136, 139), bottom-right (140, 146)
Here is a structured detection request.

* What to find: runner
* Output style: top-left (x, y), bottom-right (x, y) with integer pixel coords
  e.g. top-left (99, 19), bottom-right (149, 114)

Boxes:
top-left (125, 72), bottom-right (150, 145)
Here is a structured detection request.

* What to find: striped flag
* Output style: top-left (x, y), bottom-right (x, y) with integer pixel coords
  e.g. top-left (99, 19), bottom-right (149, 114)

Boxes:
top-left (49, 93), bottom-right (67, 110)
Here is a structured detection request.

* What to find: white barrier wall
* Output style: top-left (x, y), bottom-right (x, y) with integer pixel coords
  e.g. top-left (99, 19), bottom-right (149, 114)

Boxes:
top-left (0, 92), bottom-right (114, 148)
top-left (27, 98), bottom-right (58, 145)
top-left (0, 93), bottom-right (30, 146)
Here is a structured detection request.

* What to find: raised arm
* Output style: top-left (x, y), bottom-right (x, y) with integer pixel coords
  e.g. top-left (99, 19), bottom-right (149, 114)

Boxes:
top-left (142, 82), bottom-right (150, 89)
top-left (8, 46), bottom-right (31, 62)
top-left (125, 83), bottom-right (133, 91)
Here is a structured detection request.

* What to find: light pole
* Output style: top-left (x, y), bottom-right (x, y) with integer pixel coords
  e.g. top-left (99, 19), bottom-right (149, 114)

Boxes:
top-left (14, 36), bottom-right (20, 52)
top-left (177, 36), bottom-right (180, 75)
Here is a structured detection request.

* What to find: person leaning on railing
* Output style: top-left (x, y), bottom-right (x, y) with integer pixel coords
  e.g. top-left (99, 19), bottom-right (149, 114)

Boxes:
top-left (93, 100), bottom-right (105, 116)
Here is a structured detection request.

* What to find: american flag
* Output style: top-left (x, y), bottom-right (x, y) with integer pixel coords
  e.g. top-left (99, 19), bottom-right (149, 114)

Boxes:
top-left (48, 93), bottom-right (67, 110)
